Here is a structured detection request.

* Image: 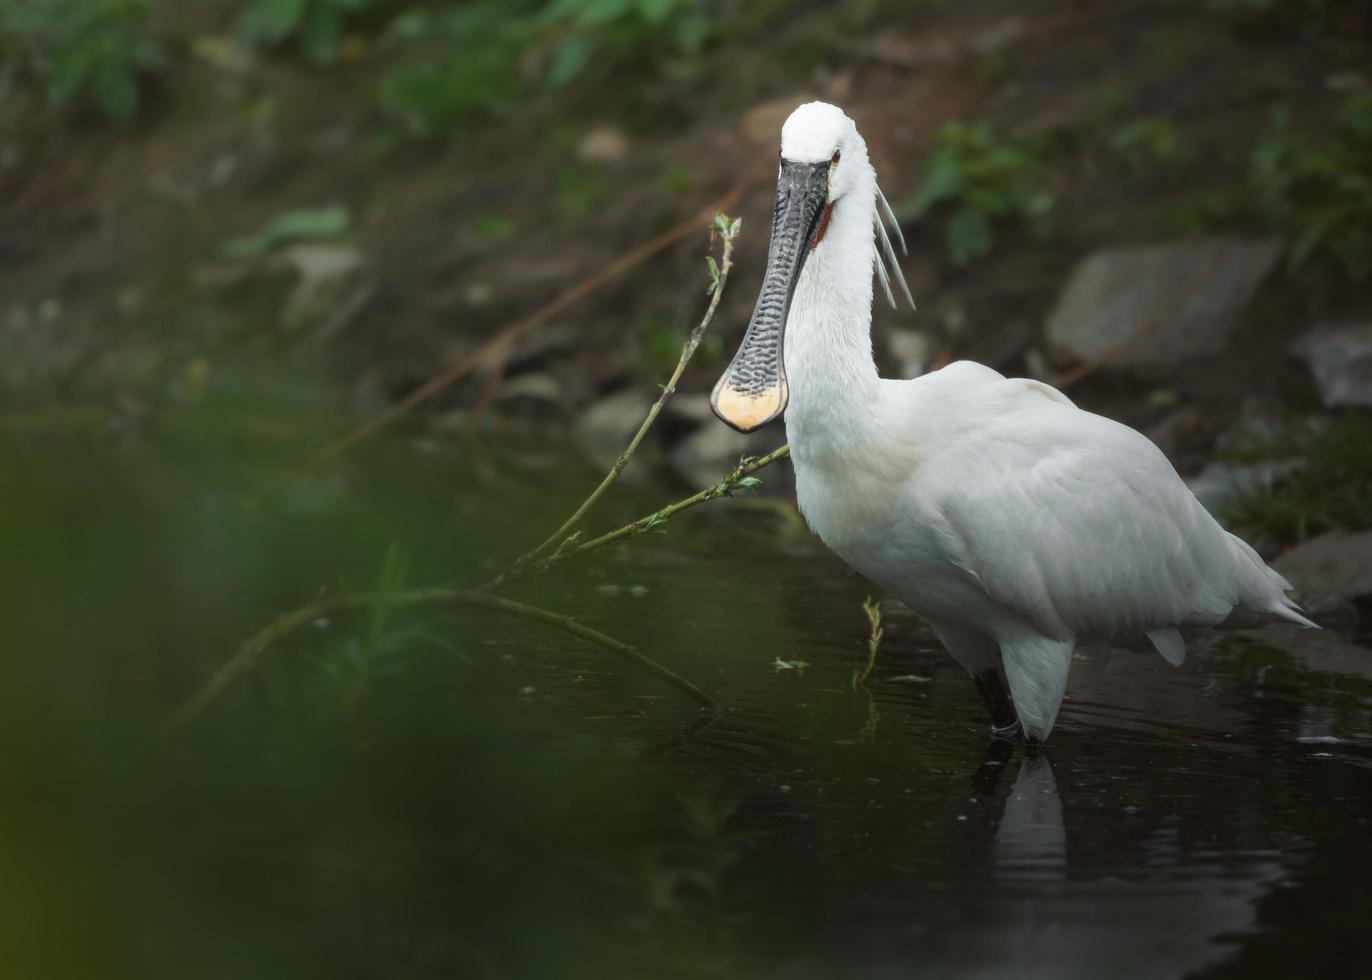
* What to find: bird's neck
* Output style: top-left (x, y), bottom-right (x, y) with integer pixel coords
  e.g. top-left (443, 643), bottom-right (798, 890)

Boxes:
top-left (783, 178), bottom-right (879, 454)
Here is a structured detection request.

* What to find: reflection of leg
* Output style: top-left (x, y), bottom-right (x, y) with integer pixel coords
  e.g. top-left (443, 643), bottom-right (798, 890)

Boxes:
top-left (972, 737), bottom-right (1016, 795)
top-left (995, 751), bottom-right (1066, 882)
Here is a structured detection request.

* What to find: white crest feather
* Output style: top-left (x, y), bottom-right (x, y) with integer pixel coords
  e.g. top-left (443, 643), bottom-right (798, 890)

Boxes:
top-left (872, 182), bottom-right (915, 311)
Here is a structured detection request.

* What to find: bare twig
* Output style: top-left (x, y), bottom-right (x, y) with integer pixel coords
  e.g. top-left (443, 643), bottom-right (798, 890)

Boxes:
top-left (483, 213), bottom-right (744, 592)
top-left (169, 587), bottom-right (718, 730)
top-left (541, 445), bottom-right (791, 569)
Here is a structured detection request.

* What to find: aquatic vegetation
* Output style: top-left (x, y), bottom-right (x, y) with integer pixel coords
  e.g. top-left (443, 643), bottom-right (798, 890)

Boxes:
top-left (905, 120), bottom-right (1055, 267)
top-left (319, 543), bottom-right (462, 706)
top-left (852, 595), bottom-right (883, 689)
top-left (0, 0), bottom-right (166, 122)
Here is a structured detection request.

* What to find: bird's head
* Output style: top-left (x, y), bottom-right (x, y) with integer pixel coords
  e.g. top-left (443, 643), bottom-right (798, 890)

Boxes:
top-left (711, 102), bottom-right (909, 433)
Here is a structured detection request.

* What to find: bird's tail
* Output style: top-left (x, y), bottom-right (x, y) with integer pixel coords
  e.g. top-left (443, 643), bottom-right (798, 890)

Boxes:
top-left (1227, 532), bottom-right (1320, 630)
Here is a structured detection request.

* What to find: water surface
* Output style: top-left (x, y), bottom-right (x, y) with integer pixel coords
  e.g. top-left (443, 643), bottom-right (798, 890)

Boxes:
top-left (2, 406), bottom-right (1369, 978)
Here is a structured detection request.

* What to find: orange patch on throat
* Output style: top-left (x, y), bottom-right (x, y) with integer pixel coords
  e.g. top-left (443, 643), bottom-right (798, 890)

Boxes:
top-left (811, 202), bottom-right (835, 251)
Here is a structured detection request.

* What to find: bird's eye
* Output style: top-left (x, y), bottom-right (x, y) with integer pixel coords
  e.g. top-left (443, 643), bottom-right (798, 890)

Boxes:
top-left (831, 151), bottom-right (841, 165)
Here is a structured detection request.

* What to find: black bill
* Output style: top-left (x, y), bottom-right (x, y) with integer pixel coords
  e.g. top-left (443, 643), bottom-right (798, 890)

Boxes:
top-left (711, 159), bottom-right (831, 432)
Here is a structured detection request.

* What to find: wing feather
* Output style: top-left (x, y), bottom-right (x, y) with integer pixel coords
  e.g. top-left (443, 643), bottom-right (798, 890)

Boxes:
top-left (921, 379), bottom-right (1282, 643)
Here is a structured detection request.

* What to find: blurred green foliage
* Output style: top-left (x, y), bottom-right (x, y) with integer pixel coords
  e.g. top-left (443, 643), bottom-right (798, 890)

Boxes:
top-left (632, 313), bottom-right (721, 382)
top-left (553, 163), bottom-right (610, 216)
top-left (1248, 96), bottom-right (1372, 277)
top-left (0, 0), bottom-right (870, 139)
top-left (1220, 413), bottom-right (1372, 543)
top-left (219, 204), bottom-right (351, 258)
top-left (1170, 97), bottom-right (1372, 278)
top-left (1110, 116), bottom-right (1190, 174)
top-left (905, 120), bottom-right (1055, 267)
top-left (374, 4), bottom-right (527, 139)
top-left (471, 211), bottom-right (516, 240)
top-left (373, 0), bottom-right (720, 141)
top-left (236, 0), bottom-right (370, 66)
top-left (0, 0), bottom-right (165, 122)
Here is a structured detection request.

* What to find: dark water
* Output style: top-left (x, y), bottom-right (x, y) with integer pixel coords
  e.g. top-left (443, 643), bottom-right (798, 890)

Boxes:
top-left (2, 407), bottom-right (1370, 979)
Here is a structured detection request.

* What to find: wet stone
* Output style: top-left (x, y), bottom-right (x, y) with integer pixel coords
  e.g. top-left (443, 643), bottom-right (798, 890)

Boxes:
top-left (495, 372), bottom-right (564, 419)
top-left (1272, 529), bottom-right (1372, 616)
top-left (574, 387), bottom-right (656, 469)
top-left (1185, 458), bottom-right (1305, 514)
top-left (1046, 238), bottom-right (1280, 369)
top-left (669, 421), bottom-right (782, 490)
top-left (1292, 323), bottom-right (1372, 408)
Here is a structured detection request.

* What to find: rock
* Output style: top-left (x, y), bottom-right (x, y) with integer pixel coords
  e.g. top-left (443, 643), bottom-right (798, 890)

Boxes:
top-left (1046, 238), bottom-right (1281, 369)
top-left (577, 127), bottom-right (628, 164)
top-left (1272, 529), bottom-right (1372, 616)
top-left (663, 393), bottom-right (715, 425)
top-left (506, 324), bottom-right (579, 373)
top-left (1185, 458), bottom-right (1305, 514)
top-left (1224, 625), bottom-right (1372, 681)
top-left (274, 243), bottom-right (364, 328)
top-left (495, 373), bottom-right (563, 419)
top-left (885, 328), bottom-right (933, 378)
top-left (669, 421), bottom-right (779, 490)
top-left (1144, 408), bottom-right (1199, 460)
top-left (574, 388), bottom-right (655, 468)
top-left (1292, 323), bottom-right (1372, 408)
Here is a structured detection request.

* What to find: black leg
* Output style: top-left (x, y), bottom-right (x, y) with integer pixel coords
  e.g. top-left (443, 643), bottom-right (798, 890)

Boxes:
top-left (974, 667), bottom-right (1023, 742)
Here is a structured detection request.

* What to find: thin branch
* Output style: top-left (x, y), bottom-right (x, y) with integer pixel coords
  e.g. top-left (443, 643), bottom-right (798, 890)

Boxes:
top-left (292, 185), bottom-right (746, 479)
top-left (168, 587), bottom-right (717, 731)
top-left (482, 212), bottom-right (744, 592)
top-left (543, 444), bottom-right (791, 568)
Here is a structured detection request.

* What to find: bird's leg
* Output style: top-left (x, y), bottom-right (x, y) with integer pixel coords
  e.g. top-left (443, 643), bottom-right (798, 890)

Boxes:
top-left (974, 667), bottom-right (1024, 742)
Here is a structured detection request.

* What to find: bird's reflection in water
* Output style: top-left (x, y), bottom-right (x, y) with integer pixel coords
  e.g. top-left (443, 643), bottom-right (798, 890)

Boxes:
top-left (934, 743), bottom-right (1285, 980)
top-left (987, 748), bottom-right (1066, 885)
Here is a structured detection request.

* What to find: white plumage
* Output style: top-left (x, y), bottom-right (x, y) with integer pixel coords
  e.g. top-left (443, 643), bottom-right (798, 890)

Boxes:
top-left (715, 102), bottom-right (1315, 742)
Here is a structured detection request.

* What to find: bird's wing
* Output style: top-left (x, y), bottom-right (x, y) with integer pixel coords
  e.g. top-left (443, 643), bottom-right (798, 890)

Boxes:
top-left (922, 390), bottom-right (1273, 642)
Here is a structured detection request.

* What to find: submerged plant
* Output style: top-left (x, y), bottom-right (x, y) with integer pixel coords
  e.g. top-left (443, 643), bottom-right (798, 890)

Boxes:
top-left (320, 543), bottom-right (459, 705)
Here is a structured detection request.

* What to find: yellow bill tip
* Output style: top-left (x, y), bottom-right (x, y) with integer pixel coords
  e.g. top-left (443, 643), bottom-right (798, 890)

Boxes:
top-left (710, 377), bottom-right (788, 432)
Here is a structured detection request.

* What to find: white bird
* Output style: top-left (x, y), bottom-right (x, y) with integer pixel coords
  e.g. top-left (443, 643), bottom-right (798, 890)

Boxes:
top-left (711, 102), bottom-right (1316, 743)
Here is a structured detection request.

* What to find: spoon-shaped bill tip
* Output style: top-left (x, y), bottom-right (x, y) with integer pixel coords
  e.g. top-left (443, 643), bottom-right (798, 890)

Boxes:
top-left (710, 375), bottom-right (788, 432)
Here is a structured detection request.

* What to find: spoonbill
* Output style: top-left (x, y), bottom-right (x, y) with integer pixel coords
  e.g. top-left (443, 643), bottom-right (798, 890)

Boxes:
top-left (711, 102), bottom-right (1315, 743)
